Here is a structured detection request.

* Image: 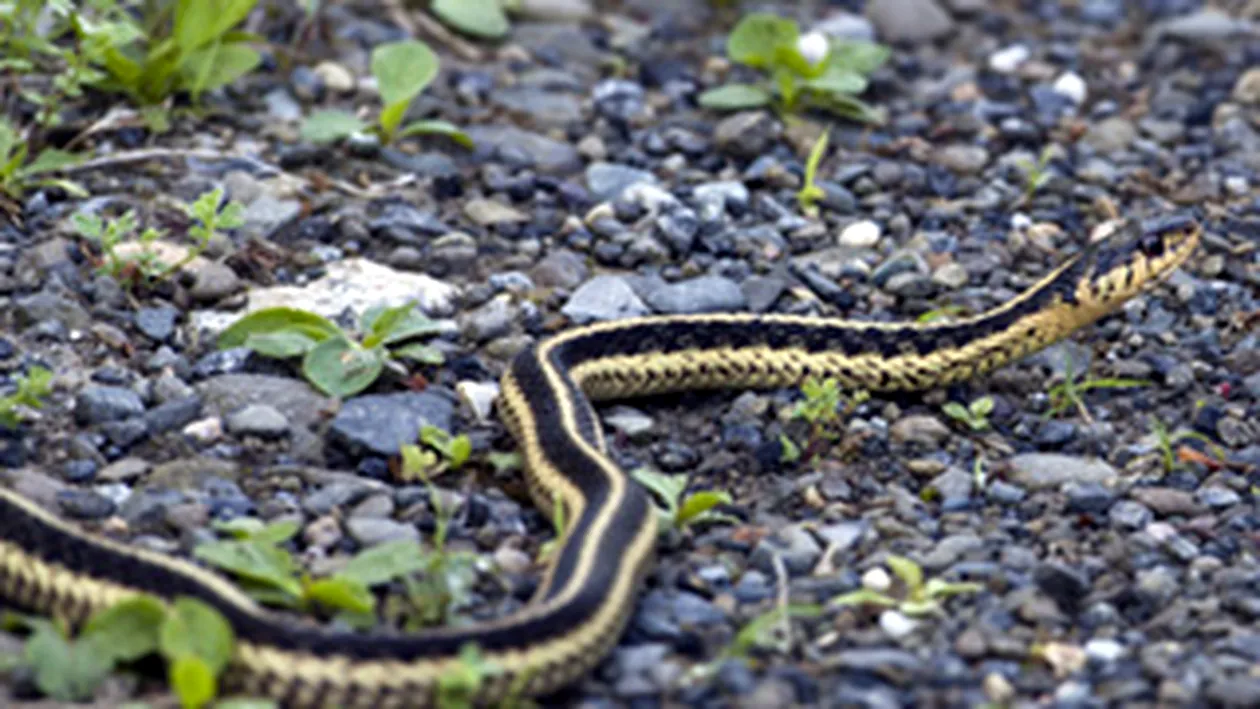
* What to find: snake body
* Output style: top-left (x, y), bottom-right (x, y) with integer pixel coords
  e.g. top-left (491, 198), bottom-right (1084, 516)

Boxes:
top-left (0, 216), bottom-right (1199, 706)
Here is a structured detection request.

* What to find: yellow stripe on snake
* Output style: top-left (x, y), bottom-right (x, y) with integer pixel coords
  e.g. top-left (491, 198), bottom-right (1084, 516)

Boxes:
top-left (0, 215), bottom-right (1200, 707)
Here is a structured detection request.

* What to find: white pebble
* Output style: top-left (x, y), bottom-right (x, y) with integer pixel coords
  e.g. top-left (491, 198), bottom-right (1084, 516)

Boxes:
top-left (1009, 213), bottom-right (1033, 230)
top-left (862, 566), bottom-right (892, 592)
top-left (457, 380), bottom-right (500, 422)
top-left (839, 219), bottom-right (882, 248)
top-left (1053, 71), bottom-right (1088, 104)
top-left (879, 609), bottom-right (918, 638)
top-left (988, 45), bottom-right (1030, 74)
top-left (797, 31), bottom-right (831, 67)
top-left (183, 417), bottom-right (223, 443)
top-left (1084, 638), bottom-right (1126, 663)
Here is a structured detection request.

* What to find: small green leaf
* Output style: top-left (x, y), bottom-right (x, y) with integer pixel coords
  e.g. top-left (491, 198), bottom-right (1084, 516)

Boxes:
top-left (218, 308), bottom-right (342, 350)
top-left (179, 43), bottom-right (261, 96)
top-left (803, 70), bottom-right (867, 96)
top-left (174, 0), bottom-right (257, 53)
top-left (159, 598), bottom-right (235, 674)
top-left (169, 655), bottom-right (216, 709)
top-left (885, 555), bottom-right (924, 594)
top-left (305, 577), bottom-right (375, 614)
top-left (25, 621), bottom-right (112, 701)
top-left (302, 336), bottom-right (385, 398)
top-left (629, 468), bottom-right (686, 519)
top-left (676, 490), bottom-right (733, 527)
top-left (942, 402), bottom-right (969, 421)
top-left (697, 84), bottom-right (772, 110)
top-left (372, 40), bottom-right (439, 109)
top-left (432, 0), bottom-right (510, 39)
top-left (924, 578), bottom-right (984, 598)
top-left (300, 110), bottom-right (368, 144)
top-left (827, 40), bottom-right (891, 75)
top-left (970, 396), bottom-right (994, 418)
top-left (390, 342), bottom-right (445, 366)
top-left (778, 434), bottom-right (801, 463)
top-left (898, 599), bottom-right (941, 617)
top-left (378, 101), bottom-right (409, 141)
top-left (727, 13), bottom-right (798, 69)
top-left (81, 595), bottom-right (166, 664)
top-left (212, 517), bottom-right (265, 538)
top-left (193, 540), bottom-right (302, 599)
top-left (362, 301), bottom-right (419, 346)
top-left (242, 331), bottom-right (319, 358)
top-left (447, 435), bottom-right (472, 469)
top-left (395, 119), bottom-right (475, 148)
top-left (20, 148), bottom-right (81, 176)
top-left (252, 519), bottom-right (301, 545)
top-left (339, 539), bottom-right (428, 587)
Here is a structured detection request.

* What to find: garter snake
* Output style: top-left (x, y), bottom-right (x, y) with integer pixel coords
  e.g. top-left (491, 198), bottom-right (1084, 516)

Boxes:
top-left (0, 215), bottom-right (1199, 706)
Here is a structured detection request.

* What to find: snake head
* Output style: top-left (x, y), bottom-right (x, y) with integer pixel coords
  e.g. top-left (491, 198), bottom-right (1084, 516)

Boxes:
top-left (1078, 214), bottom-right (1200, 307)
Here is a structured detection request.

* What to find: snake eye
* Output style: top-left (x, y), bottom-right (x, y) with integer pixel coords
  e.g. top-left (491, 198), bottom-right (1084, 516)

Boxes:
top-left (1139, 231), bottom-right (1166, 258)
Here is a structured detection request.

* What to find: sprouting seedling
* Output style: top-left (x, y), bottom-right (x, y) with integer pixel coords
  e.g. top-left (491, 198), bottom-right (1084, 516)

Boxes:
top-left (683, 603), bottom-right (822, 685)
top-left (781, 377), bottom-right (868, 464)
top-left (301, 39), bottom-right (472, 148)
top-left (0, 366), bottom-right (53, 430)
top-left (829, 555), bottom-right (982, 618)
top-left (1044, 353), bottom-right (1148, 423)
top-left (797, 128), bottom-right (829, 217)
top-left (1149, 417), bottom-right (1227, 476)
top-left (942, 396), bottom-right (994, 432)
top-left (629, 468), bottom-right (739, 532)
top-left (1015, 144), bottom-right (1055, 205)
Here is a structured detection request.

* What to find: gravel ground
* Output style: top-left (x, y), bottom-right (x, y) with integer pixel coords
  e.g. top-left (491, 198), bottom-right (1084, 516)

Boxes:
top-left (2, 0), bottom-right (1260, 707)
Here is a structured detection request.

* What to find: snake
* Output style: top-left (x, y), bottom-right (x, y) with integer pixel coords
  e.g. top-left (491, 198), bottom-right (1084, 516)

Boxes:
top-left (0, 214), bottom-right (1199, 707)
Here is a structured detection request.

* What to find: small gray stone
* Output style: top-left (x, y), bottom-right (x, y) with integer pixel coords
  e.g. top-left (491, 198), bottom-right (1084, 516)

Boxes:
top-left (641, 275), bottom-right (745, 314)
top-left (16, 291), bottom-right (91, 331)
top-left (890, 415), bottom-right (950, 446)
top-left (75, 385), bottom-right (145, 425)
top-left (464, 125), bottom-right (581, 174)
top-left (1082, 117), bottom-right (1136, 154)
top-left (561, 275), bottom-right (650, 323)
top-left (242, 194), bottom-right (302, 240)
top-left (328, 391), bottom-right (455, 457)
top-left (935, 144), bottom-right (990, 174)
top-left (691, 181), bottom-right (749, 218)
top-left (1109, 500), bottom-right (1154, 530)
top-left (225, 404), bottom-right (289, 439)
top-left (603, 406), bottom-right (655, 440)
top-left (866, 0), bottom-right (955, 42)
top-left (189, 262), bottom-right (243, 302)
top-left (1005, 453), bottom-right (1118, 490)
top-left (531, 249), bottom-right (588, 289)
top-left (463, 198), bottom-right (529, 226)
top-left (742, 276), bottom-right (786, 313)
top-left (491, 87), bottom-right (583, 127)
top-left (345, 517), bottom-right (420, 546)
top-left (750, 524), bottom-right (821, 576)
top-left (586, 162), bottom-right (658, 201)
top-left (135, 305), bottom-right (179, 342)
top-left (462, 295), bottom-right (517, 343)
top-left (715, 111), bottom-right (780, 158)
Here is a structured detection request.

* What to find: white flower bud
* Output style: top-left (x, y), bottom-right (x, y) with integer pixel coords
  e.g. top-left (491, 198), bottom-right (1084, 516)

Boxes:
top-left (797, 32), bottom-right (830, 67)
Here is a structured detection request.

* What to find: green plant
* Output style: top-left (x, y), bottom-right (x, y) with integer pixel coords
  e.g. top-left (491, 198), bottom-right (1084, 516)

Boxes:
top-left (3, 595), bottom-right (249, 708)
top-left (394, 425), bottom-right (472, 483)
top-left (1149, 417), bottom-right (1226, 475)
top-left (0, 118), bottom-right (84, 199)
top-left (1015, 145), bottom-right (1055, 204)
top-left (698, 13), bottom-right (889, 122)
top-left (942, 396), bottom-right (994, 432)
top-left (1044, 355), bottom-right (1148, 423)
top-left (301, 39), bottom-right (471, 148)
top-left (916, 304), bottom-right (968, 323)
top-left (684, 604), bottom-right (822, 684)
top-left (194, 518), bottom-right (436, 630)
top-left (432, 0), bottom-right (512, 40)
top-left (780, 376), bottom-right (868, 463)
top-left (73, 0), bottom-right (262, 108)
top-left (796, 127), bottom-right (829, 217)
top-left (630, 468), bottom-right (739, 532)
top-left (0, 366), bottom-right (52, 430)
top-left (73, 187), bottom-right (243, 288)
top-left (0, 1), bottom-right (107, 127)
top-left (217, 301), bottom-right (445, 398)
top-left (829, 555), bottom-right (982, 617)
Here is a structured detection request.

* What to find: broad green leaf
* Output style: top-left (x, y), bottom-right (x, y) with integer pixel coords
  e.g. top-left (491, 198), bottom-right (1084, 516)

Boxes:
top-left (371, 40), bottom-right (439, 109)
top-left (727, 13), bottom-right (798, 69)
top-left (362, 301), bottom-right (418, 346)
top-left (395, 119), bottom-right (474, 149)
top-left (827, 40), bottom-right (891, 75)
top-left (217, 307), bottom-right (342, 350)
top-left (302, 336), bottom-right (384, 398)
top-left (25, 621), bottom-right (112, 701)
top-left (300, 110), bottom-right (368, 144)
top-left (676, 490), bottom-right (733, 527)
top-left (339, 540), bottom-right (428, 587)
top-left (21, 148), bottom-right (81, 176)
top-left (803, 70), bottom-right (867, 96)
top-left (697, 84), bottom-right (772, 110)
top-left (390, 342), bottom-right (445, 365)
top-left (305, 577), bottom-right (375, 614)
top-left (251, 519), bottom-right (301, 545)
top-left (970, 396), bottom-right (994, 417)
top-left (159, 598), bottom-right (235, 673)
top-left (629, 468), bottom-right (686, 519)
top-left (81, 595), bottom-right (166, 663)
top-left (380, 310), bottom-right (444, 344)
top-left (179, 43), bottom-right (261, 96)
top-left (898, 599), bottom-right (941, 617)
top-left (212, 517), bottom-right (265, 538)
top-left (193, 540), bottom-right (302, 599)
top-left (174, 0), bottom-right (258, 53)
top-left (942, 402), bottom-right (969, 420)
top-left (169, 655), bottom-right (216, 709)
top-left (243, 330), bottom-right (319, 358)
top-left (447, 435), bottom-right (472, 469)
top-left (886, 555), bottom-right (924, 593)
top-left (810, 91), bottom-right (885, 124)
top-left (432, 0), bottom-right (510, 39)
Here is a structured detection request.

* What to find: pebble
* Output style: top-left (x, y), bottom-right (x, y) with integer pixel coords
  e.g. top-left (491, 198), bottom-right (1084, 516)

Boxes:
top-left (1004, 454), bottom-right (1117, 490)
top-left (641, 276), bottom-right (746, 314)
top-left (866, 0), bottom-right (954, 42)
top-left (714, 111), bottom-right (780, 158)
top-left (585, 162), bottom-right (657, 201)
top-left (750, 524), bottom-right (821, 576)
top-left (224, 404), bottom-right (289, 439)
top-left (890, 415), bottom-right (951, 446)
top-left (561, 275), bottom-right (650, 323)
top-left (344, 517), bottom-right (421, 546)
top-left (838, 220), bottom-right (882, 248)
top-left (75, 385), bottom-right (145, 425)
top-left (328, 391), bottom-right (455, 457)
